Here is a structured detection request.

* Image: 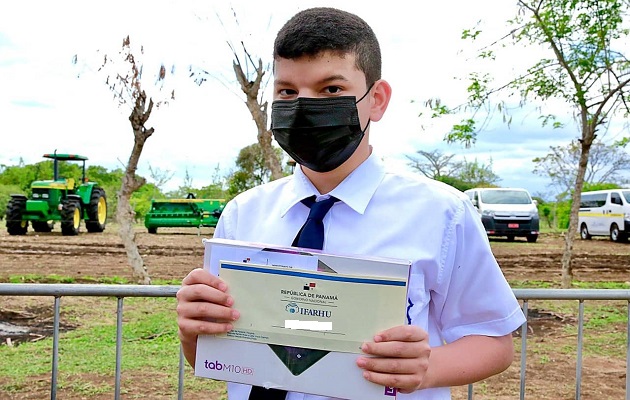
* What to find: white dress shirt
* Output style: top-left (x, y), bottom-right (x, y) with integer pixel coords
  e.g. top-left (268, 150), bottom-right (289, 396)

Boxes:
top-left (214, 151), bottom-right (526, 400)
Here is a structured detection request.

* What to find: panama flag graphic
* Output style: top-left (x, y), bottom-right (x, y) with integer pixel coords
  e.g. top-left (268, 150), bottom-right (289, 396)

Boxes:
top-left (303, 282), bottom-right (316, 291)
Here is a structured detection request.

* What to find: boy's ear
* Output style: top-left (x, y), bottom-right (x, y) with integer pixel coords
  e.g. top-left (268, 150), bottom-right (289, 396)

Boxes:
top-left (369, 79), bottom-right (392, 122)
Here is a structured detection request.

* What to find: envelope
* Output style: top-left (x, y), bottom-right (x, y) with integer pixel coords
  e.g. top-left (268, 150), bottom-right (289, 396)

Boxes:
top-left (218, 261), bottom-right (408, 354)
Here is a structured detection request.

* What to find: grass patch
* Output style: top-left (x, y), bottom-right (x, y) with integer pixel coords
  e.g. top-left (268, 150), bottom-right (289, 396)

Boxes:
top-left (510, 280), bottom-right (630, 289)
top-left (509, 280), bottom-right (558, 288)
top-left (7, 274), bottom-right (77, 284)
top-left (523, 296), bottom-right (628, 359)
top-left (572, 281), bottom-right (630, 289)
top-left (0, 298), bottom-right (180, 378)
top-left (0, 296), bottom-right (224, 397)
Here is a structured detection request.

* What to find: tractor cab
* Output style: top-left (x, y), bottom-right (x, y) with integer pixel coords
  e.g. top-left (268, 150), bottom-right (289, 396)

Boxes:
top-left (41, 152), bottom-right (88, 188)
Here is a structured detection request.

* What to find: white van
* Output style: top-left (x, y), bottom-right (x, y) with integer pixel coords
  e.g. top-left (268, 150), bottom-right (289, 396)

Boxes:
top-left (464, 187), bottom-right (540, 242)
top-left (578, 189), bottom-right (630, 242)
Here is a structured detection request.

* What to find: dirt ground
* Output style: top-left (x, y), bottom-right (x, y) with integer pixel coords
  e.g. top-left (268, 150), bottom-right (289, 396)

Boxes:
top-left (1, 226), bottom-right (629, 399)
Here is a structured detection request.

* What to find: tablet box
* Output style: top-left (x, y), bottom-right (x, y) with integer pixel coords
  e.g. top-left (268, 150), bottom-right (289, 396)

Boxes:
top-left (194, 238), bottom-right (411, 400)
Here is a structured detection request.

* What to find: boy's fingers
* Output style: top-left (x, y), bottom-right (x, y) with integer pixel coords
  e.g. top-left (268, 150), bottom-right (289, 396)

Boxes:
top-left (373, 325), bottom-right (428, 343)
top-left (178, 318), bottom-right (233, 337)
top-left (360, 340), bottom-right (429, 358)
top-left (182, 268), bottom-right (228, 292)
top-left (176, 300), bottom-right (239, 322)
top-left (356, 356), bottom-right (419, 374)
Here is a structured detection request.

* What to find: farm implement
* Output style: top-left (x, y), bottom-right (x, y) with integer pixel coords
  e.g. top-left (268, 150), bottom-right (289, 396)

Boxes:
top-left (144, 194), bottom-right (225, 234)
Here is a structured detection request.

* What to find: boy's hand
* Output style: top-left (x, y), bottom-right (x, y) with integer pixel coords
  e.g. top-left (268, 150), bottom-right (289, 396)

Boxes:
top-left (176, 268), bottom-right (240, 347)
top-left (356, 325), bottom-right (431, 393)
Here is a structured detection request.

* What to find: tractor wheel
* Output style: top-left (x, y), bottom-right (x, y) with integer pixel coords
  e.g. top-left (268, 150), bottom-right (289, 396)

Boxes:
top-left (6, 198), bottom-right (28, 235)
top-left (32, 221), bottom-right (54, 232)
top-left (148, 227), bottom-right (158, 234)
top-left (86, 187), bottom-right (107, 233)
top-left (61, 200), bottom-right (82, 236)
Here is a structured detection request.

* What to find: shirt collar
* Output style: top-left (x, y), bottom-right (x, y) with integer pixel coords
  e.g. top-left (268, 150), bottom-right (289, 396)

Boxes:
top-left (280, 152), bottom-right (385, 216)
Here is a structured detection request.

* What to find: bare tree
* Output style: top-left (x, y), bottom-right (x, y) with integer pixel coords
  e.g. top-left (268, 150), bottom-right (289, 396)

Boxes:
top-left (148, 165), bottom-right (175, 193)
top-left (533, 139), bottom-right (630, 195)
top-left (76, 36), bottom-right (174, 284)
top-left (191, 9), bottom-right (284, 181)
top-left (406, 149), bottom-right (462, 179)
top-left (231, 44), bottom-right (284, 180)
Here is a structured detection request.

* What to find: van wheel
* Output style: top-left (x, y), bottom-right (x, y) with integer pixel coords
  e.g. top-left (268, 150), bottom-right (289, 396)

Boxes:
top-left (610, 223), bottom-right (627, 242)
top-left (526, 234), bottom-right (538, 243)
top-left (580, 224), bottom-right (591, 240)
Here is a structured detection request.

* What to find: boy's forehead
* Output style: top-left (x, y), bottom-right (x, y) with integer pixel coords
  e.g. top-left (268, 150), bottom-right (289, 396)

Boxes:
top-left (273, 51), bottom-right (362, 84)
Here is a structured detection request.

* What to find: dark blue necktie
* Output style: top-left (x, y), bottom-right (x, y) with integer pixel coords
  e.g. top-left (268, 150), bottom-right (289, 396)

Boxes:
top-left (248, 195), bottom-right (338, 400)
top-left (292, 195), bottom-right (339, 249)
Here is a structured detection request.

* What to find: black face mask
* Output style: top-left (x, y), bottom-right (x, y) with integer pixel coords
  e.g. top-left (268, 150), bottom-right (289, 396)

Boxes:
top-left (271, 91), bottom-right (371, 173)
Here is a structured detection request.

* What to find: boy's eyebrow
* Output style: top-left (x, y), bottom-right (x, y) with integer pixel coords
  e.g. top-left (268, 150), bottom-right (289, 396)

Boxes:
top-left (274, 75), bottom-right (350, 87)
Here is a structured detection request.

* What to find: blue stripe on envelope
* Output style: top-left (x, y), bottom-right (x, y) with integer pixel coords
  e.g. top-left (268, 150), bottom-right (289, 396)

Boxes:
top-left (221, 263), bottom-right (406, 286)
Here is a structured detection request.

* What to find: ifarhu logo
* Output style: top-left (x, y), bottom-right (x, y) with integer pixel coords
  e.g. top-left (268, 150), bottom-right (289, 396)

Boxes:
top-left (285, 302), bottom-right (300, 314)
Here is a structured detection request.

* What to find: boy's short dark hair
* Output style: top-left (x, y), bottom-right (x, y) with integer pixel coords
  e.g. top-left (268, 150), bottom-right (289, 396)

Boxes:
top-left (273, 7), bottom-right (381, 88)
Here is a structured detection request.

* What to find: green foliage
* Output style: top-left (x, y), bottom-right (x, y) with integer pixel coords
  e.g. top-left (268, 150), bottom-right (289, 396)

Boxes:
top-left (130, 183), bottom-right (161, 221)
top-left (86, 165), bottom-right (124, 187)
top-left (435, 176), bottom-right (477, 192)
top-left (226, 143), bottom-right (285, 199)
top-left (445, 118), bottom-right (477, 147)
top-left (538, 203), bottom-right (554, 228)
top-left (555, 199), bottom-right (571, 230)
top-left (582, 182), bottom-right (621, 191)
top-left (456, 158), bottom-right (500, 187)
top-left (196, 183), bottom-right (226, 199)
top-left (227, 170), bottom-right (255, 200)
top-left (0, 160), bottom-right (83, 193)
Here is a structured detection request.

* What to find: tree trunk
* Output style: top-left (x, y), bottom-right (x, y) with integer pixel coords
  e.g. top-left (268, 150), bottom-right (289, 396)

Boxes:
top-left (232, 59), bottom-right (284, 180)
top-left (560, 124), bottom-right (595, 288)
top-left (116, 91), bottom-right (154, 285)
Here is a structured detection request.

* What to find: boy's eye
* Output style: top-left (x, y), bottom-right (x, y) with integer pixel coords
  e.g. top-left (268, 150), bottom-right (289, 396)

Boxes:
top-left (323, 86), bottom-right (342, 94)
top-left (278, 88), bottom-right (298, 96)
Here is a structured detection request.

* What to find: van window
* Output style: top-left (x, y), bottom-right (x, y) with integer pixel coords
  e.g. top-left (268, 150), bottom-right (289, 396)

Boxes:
top-left (622, 190), bottom-right (630, 204)
top-left (611, 192), bottom-right (623, 205)
top-left (580, 193), bottom-right (607, 208)
top-left (480, 190), bottom-right (531, 204)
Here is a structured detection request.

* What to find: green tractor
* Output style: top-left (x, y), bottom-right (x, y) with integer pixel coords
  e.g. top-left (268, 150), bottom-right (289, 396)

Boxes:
top-left (5, 152), bottom-right (108, 236)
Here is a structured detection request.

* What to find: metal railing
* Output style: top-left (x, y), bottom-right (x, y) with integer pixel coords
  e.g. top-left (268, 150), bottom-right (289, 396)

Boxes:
top-left (0, 284), bottom-right (181, 400)
top-left (1, 284), bottom-right (629, 400)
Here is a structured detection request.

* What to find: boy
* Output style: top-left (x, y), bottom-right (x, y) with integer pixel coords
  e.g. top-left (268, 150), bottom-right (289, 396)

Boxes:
top-left (176, 7), bottom-right (526, 399)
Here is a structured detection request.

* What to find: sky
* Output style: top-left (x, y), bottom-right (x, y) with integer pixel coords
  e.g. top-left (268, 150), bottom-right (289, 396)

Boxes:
top-left (1, 0), bottom-right (628, 200)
